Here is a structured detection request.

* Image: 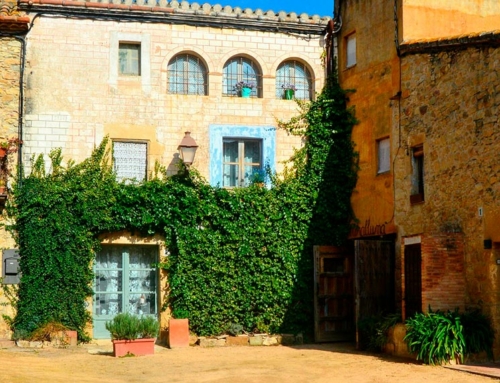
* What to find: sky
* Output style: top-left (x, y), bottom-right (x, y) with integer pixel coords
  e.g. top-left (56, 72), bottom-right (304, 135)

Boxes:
top-left (218, 0), bottom-right (334, 17)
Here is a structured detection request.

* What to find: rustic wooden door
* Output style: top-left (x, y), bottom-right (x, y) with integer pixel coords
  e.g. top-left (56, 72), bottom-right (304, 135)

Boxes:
top-left (314, 245), bottom-right (355, 342)
top-left (404, 244), bottom-right (422, 319)
top-left (355, 240), bottom-right (395, 320)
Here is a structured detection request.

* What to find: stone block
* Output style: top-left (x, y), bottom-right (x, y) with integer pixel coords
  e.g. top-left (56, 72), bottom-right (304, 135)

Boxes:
top-left (262, 336), bottom-right (278, 346)
top-left (249, 335), bottom-right (263, 346)
top-left (226, 335), bottom-right (249, 346)
top-left (199, 338), bottom-right (226, 347)
top-left (280, 334), bottom-right (295, 346)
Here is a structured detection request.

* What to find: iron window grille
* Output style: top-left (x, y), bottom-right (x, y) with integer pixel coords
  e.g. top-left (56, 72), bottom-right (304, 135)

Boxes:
top-left (275, 60), bottom-right (314, 101)
top-left (167, 54), bottom-right (208, 95)
top-left (223, 57), bottom-right (262, 98)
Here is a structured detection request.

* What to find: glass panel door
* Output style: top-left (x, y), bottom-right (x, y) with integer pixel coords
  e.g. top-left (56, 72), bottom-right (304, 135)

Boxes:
top-left (93, 245), bottom-right (158, 339)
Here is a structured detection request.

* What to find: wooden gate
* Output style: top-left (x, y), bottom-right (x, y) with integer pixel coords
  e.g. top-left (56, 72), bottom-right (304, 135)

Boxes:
top-left (404, 244), bottom-right (422, 319)
top-left (355, 240), bottom-right (395, 321)
top-left (313, 245), bottom-right (355, 342)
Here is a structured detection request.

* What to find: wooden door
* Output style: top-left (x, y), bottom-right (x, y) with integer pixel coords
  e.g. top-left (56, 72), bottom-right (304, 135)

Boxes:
top-left (404, 244), bottom-right (422, 319)
top-left (355, 240), bottom-right (395, 320)
top-left (314, 245), bottom-right (355, 342)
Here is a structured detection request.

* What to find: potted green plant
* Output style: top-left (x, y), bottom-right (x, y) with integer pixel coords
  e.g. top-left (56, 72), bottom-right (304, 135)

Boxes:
top-left (105, 313), bottom-right (159, 357)
top-left (281, 83), bottom-right (297, 100)
top-left (233, 81), bottom-right (255, 98)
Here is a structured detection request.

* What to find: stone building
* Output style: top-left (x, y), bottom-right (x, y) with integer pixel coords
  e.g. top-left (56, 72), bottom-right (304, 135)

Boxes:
top-left (0, 0), bottom-right (29, 339)
top-left (1, 0), bottom-right (329, 338)
top-left (334, 0), bottom-right (500, 350)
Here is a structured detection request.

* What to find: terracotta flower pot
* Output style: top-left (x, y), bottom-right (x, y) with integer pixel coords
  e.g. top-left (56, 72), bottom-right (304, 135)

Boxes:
top-left (168, 318), bottom-right (190, 348)
top-left (112, 338), bottom-right (156, 357)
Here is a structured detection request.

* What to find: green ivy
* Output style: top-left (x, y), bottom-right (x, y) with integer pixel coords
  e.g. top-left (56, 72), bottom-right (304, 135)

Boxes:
top-left (6, 73), bottom-right (358, 340)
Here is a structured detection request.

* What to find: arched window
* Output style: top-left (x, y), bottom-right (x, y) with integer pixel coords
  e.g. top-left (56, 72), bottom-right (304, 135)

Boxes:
top-left (275, 60), bottom-right (313, 100)
top-left (223, 56), bottom-right (261, 98)
top-left (167, 54), bottom-right (208, 95)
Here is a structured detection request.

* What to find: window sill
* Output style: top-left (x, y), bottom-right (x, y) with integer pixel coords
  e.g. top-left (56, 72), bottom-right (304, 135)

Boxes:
top-left (410, 193), bottom-right (424, 205)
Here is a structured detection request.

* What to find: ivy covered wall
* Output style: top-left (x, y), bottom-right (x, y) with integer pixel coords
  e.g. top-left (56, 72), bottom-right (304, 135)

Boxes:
top-left (6, 74), bottom-right (358, 340)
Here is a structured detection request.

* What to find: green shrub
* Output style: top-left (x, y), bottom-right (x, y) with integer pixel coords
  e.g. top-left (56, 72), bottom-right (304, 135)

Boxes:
top-left (461, 308), bottom-right (494, 360)
top-left (105, 313), bottom-right (159, 340)
top-left (358, 313), bottom-right (401, 351)
top-left (138, 316), bottom-right (160, 339)
top-left (404, 308), bottom-right (494, 365)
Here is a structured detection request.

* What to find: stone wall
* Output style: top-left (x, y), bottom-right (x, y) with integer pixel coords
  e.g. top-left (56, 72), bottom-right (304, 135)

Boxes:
top-left (0, 36), bottom-right (22, 338)
top-left (395, 44), bottom-right (500, 346)
top-left (23, 16), bottom-right (325, 180)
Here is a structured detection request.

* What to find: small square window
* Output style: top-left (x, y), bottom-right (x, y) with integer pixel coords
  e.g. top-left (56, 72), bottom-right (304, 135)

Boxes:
top-left (223, 138), bottom-right (262, 187)
top-left (377, 137), bottom-right (390, 174)
top-left (113, 141), bottom-right (147, 182)
top-left (119, 43), bottom-right (140, 76)
top-left (346, 33), bottom-right (356, 68)
top-left (410, 145), bottom-right (424, 204)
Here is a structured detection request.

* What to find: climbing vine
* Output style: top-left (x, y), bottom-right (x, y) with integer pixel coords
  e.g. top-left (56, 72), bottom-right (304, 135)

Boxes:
top-left (6, 72), bottom-right (358, 340)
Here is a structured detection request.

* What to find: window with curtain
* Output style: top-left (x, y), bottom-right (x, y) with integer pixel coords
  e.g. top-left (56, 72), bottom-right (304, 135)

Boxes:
top-left (377, 137), bottom-right (390, 174)
top-left (275, 60), bottom-right (313, 101)
top-left (167, 53), bottom-right (208, 95)
top-left (93, 245), bottom-right (158, 338)
top-left (223, 138), bottom-right (262, 187)
top-left (223, 56), bottom-right (261, 97)
top-left (113, 141), bottom-right (147, 183)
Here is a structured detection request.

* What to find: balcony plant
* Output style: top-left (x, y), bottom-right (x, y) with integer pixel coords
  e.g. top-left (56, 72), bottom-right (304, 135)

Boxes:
top-left (233, 81), bottom-right (255, 98)
top-left (105, 313), bottom-right (159, 357)
top-left (281, 83), bottom-right (297, 100)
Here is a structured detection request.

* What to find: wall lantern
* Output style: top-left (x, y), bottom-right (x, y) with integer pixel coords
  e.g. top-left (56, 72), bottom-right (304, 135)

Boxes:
top-left (177, 131), bottom-right (198, 166)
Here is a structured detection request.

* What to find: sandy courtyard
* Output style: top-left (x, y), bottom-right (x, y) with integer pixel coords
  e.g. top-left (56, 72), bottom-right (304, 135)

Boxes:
top-left (0, 342), bottom-right (496, 383)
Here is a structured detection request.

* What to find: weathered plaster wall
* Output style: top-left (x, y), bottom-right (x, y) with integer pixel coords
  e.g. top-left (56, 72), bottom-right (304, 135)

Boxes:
top-left (338, 0), bottom-right (399, 236)
top-left (402, 0), bottom-right (500, 42)
top-left (396, 45), bottom-right (500, 344)
top-left (23, 17), bottom-right (325, 179)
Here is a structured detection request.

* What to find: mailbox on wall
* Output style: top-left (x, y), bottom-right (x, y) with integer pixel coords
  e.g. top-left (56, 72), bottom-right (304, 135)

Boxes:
top-left (2, 249), bottom-right (20, 284)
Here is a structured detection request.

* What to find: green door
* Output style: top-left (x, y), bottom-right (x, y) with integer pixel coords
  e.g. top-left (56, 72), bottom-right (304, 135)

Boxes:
top-left (93, 245), bottom-right (158, 339)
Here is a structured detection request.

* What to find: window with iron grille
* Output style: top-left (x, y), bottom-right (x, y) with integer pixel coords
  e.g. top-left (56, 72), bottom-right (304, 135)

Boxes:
top-left (167, 54), bottom-right (208, 95)
top-left (223, 138), bottom-right (262, 187)
top-left (223, 57), bottom-right (261, 97)
top-left (119, 43), bottom-right (141, 76)
top-left (113, 141), bottom-right (147, 182)
top-left (275, 60), bottom-right (313, 101)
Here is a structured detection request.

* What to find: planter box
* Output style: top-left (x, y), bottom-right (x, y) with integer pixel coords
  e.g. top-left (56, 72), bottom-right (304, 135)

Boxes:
top-left (168, 318), bottom-right (189, 348)
top-left (112, 338), bottom-right (155, 357)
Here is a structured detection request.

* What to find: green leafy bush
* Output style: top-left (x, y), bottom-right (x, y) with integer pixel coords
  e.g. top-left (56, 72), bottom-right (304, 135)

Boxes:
top-left (405, 308), bottom-right (494, 365)
top-left (106, 313), bottom-right (159, 340)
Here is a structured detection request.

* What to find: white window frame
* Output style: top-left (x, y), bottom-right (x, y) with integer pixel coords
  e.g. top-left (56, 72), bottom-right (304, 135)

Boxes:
top-left (346, 33), bottom-right (356, 68)
top-left (377, 137), bottom-right (390, 174)
top-left (222, 138), bottom-right (262, 188)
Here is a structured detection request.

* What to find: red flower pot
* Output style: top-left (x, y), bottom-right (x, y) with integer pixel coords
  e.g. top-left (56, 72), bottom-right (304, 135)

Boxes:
top-left (112, 338), bottom-right (156, 357)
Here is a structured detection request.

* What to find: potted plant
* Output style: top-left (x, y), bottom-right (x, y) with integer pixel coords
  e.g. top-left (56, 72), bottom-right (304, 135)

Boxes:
top-left (0, 137), bottom-right (22, 158)
top-left (281, 83), bottom-right (297, 100)
top-left (233, 81), bottom-right (255, 98)
top-left (105, 313), bottom-right (159, 357)
top-left (250, 168), bottom-right (266, 187)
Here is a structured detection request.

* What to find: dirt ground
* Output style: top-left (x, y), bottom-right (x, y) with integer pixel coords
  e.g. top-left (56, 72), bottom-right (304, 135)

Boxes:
top-left (0, 342), bottom-right (497, 383)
